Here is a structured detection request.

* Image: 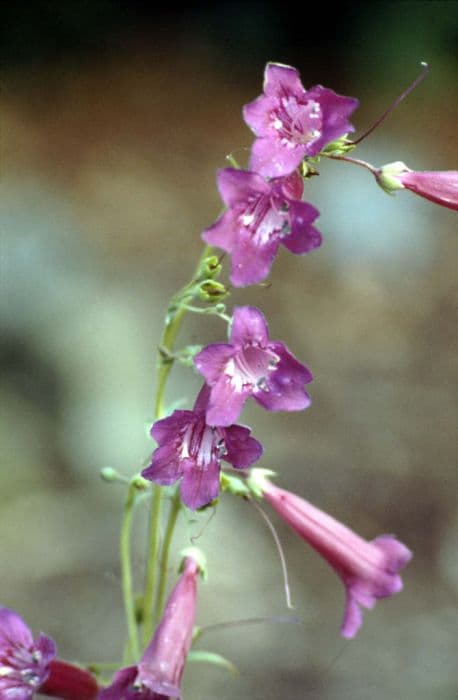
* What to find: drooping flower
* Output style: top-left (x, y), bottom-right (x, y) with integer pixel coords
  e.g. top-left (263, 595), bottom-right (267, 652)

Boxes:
top-left (0, 607), bottom-right (56, 700)
top-left (194, 306), bottom-right (312, 427)
top-left (202, 168), bottom-right (321, 287)
top-left (141, 385), bottom-right (262, 510)
top-left (99, 554), bottom-right (202, 700)
top-left (248, 471), bottom-right (412, 639)
top-left (376, 161), bottom-right (458, 211)
top-left (243, 62), bottom-right (359, 178)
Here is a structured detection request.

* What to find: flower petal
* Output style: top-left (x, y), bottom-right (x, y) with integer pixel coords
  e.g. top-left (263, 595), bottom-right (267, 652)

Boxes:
top-left (0, 608), bottom-right (33, 648)
top-left (192, 384), bottom-right (211, 415)
top-left (194, 344), bottom-right (235, 384)
top-left (281, 200), bottom-right (322, 254)
top-left (230, 306), bottom-right (270, 347)
top-left (229, 234), bottom-right (279, 287)
top-left (263, 63), bottom-right (305, 99)
top-left (142, 443), bottom-right (184, 485)
top-left (223, 424), bottom-right (263, 468)
top-left (254, 342), bottom-right (312, 412)
top-left (180, 459), bottom-right (221, 510)
top-left (151, 411), bottom-right (194, 445)
top-left (202, 209), bottom-right (239, 252)
top-left (305, 85), bottom-right (358, 156)
top-left (216, 168), bottom-right (269, 207)
top-left (243, 94), bottom-right (278, 137)
top-left (249, 135), bottom-right (306, 178)
top-left (206, 375), bottom-right (250, 427)
top-left (340, 589), bottom-right (364, 639)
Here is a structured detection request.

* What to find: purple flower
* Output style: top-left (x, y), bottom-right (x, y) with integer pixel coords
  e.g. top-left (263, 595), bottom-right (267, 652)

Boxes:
top-left (243, 62), bottom-right (359, 177)
top-left (99, 556), bottom-right (201, 700)
top-left (194, 306), bottom-right (313, 427)
top-left (141, 385), bottom-right (262, 510)
top-left (202, 168), bottom-right (321, 287)
top-left (251, 473), bottom-right (412, 639)
top-left (0, 607), bottom-right (56, 699)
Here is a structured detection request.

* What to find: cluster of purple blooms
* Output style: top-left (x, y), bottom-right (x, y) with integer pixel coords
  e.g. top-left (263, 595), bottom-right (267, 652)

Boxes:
top-left (2, 63), bottom-right (456, 700)
top-left (142, 62), bottom-right (359, 508)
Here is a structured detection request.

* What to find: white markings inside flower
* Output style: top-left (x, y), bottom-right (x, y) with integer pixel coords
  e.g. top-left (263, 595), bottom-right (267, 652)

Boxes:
top-left (225, 345), bottom-right (280, 393)
top-left (270, 97), bottom-right (323, 147)
top-left (180, 420), bottom-right (226, 470)
top-left (0, 645), bottom-right (42, 688)
top-left (238, 193), bottom-right (291, 245)
top-left (21, 669), bottom-right (41, 687)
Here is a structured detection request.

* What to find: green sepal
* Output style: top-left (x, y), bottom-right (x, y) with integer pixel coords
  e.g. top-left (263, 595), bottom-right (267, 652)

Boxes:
top-left (179, 546), bottom-right (208, 580)
top-left (131, 475), bottom-right (150, 491)
top-left (197, 255), bottom-right (222, 280)
top-left (220, 472), bottom-right (250, 498)
top-left (198, 279), bottom-right (228, 302)
top-left (319, 135), bottom-right (356, 156)
top-left (376, 161), bottom-right (409, 194)
top-left (187, 650), bottom-right (239, 675)
top-left (300, 159), bottom-right (320, 178)
top-left (246, 468), bottom-right (277, 499)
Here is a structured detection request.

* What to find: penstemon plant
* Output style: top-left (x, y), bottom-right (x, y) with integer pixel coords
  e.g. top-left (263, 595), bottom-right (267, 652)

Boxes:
top-left (2, 61), bottom-right (457, 700)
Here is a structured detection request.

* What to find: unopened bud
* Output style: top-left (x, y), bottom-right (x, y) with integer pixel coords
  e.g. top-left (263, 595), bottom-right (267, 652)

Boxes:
top-left (375, 161), bottom-right (409, 194)
top-left (198, 280), bottom-right (228, 302)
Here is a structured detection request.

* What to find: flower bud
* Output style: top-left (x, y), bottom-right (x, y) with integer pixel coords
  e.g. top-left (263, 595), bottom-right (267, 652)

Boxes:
top-left (376, 162), bottom-right (458, 210)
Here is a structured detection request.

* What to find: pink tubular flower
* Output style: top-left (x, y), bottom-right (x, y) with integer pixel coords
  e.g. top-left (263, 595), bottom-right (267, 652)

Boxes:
top-left (243, 62), bottom-right (358, 178)
top-left (194, 306), bottom-right (312, 427)
top-left (376, 162), bottom-right (458, 211)
top-left (202, 168), bottom-right (321, 287)
top-left (99, 555), bottom-right (201, 700)
top-left (141, 385), bottom-right (262, 510)
top-left (249, 472), bottom-right (412, 638)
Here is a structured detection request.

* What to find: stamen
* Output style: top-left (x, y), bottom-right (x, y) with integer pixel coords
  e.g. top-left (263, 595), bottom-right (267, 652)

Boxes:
top-left (250, 498), bottom-right (294, 609)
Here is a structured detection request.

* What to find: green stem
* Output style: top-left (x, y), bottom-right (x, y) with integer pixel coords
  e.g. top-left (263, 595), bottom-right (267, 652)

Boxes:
top-left (154, 488), bottom-right (182, 626)
top-left (120, 483), bottom-right (140, 661)
top-left (142, 484), bottom-right (163, 646)
top-left (324, 153), bottom-right (377, 174)
top-left (142, 244), bottom-right (213, 647)
top-left (180, 302), bottom-right (232, 325)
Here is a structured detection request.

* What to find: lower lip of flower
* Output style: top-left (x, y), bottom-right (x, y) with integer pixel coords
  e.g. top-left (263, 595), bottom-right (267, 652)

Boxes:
top-left (225, 346), bottom-right (279, 392)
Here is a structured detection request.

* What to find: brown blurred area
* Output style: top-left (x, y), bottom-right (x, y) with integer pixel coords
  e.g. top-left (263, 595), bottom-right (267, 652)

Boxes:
top-left (1, 2), bottom-right (458, 699)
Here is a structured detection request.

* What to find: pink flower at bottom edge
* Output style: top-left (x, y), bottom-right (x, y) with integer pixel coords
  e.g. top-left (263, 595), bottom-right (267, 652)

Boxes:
top-left (98, 556), bottom-right (201, 699)
top-left (0, 607), bottom-right (56, 700)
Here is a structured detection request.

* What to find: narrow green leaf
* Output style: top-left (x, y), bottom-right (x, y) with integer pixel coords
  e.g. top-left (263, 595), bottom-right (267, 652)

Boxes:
top-left (188, 650), bottom-right (239, 675)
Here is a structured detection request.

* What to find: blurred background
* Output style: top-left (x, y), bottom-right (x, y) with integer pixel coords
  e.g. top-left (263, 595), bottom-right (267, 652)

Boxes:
top-left (1, 2), bottom-right (457, 698)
